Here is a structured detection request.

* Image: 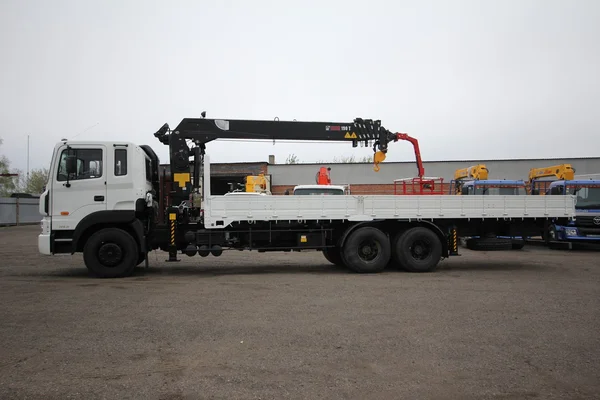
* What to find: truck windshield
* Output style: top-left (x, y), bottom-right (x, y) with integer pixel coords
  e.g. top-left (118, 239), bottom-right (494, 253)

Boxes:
top-left (473, 186), bottom-right (526, 195)
top-left (294, 188), bottom-right (344, 195)
top-left (571, 187), bottom-right (600, 209)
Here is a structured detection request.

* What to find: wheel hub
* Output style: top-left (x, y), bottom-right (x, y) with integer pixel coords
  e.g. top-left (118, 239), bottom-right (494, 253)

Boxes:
top-left (410, 239), bottom-right (431, 260)
top-left (98, 243), bottom-right (123, 267)
top-left (413, 244), bottom-right (424, 256)
top-left (358, 241), bottom-right (379, 261)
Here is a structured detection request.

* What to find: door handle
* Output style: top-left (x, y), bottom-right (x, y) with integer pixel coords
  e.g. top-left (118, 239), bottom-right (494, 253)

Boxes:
top-left (94, 195), bottom-right (105, 201)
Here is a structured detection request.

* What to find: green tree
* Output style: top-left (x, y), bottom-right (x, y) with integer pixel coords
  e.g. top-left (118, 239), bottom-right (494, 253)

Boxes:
top-left (20, 168), bottom-right (49, 194)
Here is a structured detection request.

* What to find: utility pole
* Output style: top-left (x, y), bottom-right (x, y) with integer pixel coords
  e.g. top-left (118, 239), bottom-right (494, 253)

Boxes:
top-left (27, 135), bottom-right (30, 182)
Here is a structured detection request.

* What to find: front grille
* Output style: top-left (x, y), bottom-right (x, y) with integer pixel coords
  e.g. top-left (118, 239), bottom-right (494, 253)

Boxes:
top-left (575, 215), bottom-right (600, 227)
top-left (579, 227), bottom-right (600, 235)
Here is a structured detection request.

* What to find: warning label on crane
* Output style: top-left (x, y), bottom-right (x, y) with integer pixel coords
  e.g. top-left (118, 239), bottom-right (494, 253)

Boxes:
top-left (344, 132), bottom-right (357, 139)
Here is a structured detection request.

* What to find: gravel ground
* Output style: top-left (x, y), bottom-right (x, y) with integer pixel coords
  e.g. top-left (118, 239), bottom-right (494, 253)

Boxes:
top-left (1, 224), bottom-right (599, 399)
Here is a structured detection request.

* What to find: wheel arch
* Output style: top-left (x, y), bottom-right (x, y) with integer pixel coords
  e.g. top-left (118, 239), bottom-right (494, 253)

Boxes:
top-left (72, 211), bottom-right (144, 253)
top-left (411, 220), bottom-right (449, 257)
top-left (337, 220), bottom-right (390, 248)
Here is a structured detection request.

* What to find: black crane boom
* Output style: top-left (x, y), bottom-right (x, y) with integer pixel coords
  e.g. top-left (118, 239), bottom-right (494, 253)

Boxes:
top-left (154, 116), bottom-right (402, 205)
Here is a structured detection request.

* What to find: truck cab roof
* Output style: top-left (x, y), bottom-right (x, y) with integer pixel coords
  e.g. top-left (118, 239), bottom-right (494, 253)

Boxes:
top-left (55, 140), bottom-right (140, 147)
top-left (548, 180), bottom-right (600, 187)
top-left (461, 179), bottom-right (526, 186)
top-left (223, 191), bottom-right (270, 196)
top-left (292, 184), bottom-right (348, 195)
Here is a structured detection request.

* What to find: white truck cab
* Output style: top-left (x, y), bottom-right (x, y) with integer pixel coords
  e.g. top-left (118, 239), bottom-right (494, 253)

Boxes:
top-left (292, 184), bottom-right (349, 195)
top-left (38, 140), bottom-right (157, 256)
top-left (223, 191), bottom-right (270, 196)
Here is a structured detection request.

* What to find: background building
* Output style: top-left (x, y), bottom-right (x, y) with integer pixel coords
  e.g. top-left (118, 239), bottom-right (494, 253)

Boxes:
top-left (159, 156), bottom-right (600, 196)
top-left (269, 157), bottom-right (600, 194)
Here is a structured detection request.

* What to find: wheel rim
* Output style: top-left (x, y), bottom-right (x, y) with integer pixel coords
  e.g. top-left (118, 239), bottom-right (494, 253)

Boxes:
top-left (358, 240), bottom-right (381, 262)
top-left (409, 238), bottom-right (432, 261)
top-left (98, 242), bottom-right (124, 267)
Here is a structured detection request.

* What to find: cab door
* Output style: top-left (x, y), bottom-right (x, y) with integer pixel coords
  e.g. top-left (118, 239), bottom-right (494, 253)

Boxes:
top-left (51, 144), bottom-right (107, 230)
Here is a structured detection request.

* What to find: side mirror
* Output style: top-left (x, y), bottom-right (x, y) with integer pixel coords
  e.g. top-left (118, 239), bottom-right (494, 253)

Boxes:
top-left (65, 155), bottom-right (77, 175)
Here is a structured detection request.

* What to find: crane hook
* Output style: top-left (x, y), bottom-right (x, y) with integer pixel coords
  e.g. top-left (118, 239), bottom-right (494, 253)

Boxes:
top-left (373, 150), bottom-right (386, 173)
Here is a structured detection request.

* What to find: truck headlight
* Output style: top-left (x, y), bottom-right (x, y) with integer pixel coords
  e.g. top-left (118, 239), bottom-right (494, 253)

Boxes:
top-left (564, 228), bottom-right (578, 236)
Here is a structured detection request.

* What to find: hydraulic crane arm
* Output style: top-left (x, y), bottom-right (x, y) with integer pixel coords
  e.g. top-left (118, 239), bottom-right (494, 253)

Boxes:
top-left (155, 116), bottom-right (425, 175)
top-left (154, 115), bottom-right (425, 203)
top-left (528, 164), bottom-right (575, 182)
top-left (158, 117), bottom-right (382, 144)
top-left (454, 164), bottom-right (489, 181)
top-left (394, 133), bottom-right (424, 178)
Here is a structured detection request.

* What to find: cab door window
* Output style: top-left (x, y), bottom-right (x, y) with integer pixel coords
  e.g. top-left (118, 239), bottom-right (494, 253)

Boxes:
top-left (57, 148), bottom-right (103, 181)
top-left (114, 149), bottom-right (128, 176)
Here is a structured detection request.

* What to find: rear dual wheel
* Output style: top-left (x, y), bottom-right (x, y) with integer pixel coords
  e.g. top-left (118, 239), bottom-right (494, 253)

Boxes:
top-left (341, 227), bottom-right (391, 273)
top-left (391, 227), bottom-right (442, 272)
top-left (333, 226), bottom-right (443, 273)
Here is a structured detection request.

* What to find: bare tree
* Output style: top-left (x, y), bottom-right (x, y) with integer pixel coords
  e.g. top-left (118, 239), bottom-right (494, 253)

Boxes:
top-left (332, 155), bottom-right (372, 163)
top-left (0, 138), bottom-right (18, 196)
top-left (285, 154), bottom-right (300, 164)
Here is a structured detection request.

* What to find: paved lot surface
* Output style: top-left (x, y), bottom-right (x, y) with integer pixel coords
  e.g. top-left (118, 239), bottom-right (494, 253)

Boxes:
top-left (1, 225), bottom-right (599, 399)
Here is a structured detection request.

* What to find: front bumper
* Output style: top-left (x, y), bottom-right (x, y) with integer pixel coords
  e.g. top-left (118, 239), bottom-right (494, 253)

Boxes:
top-left (557, 225), bottom-right (600, 242)
top-left (38, 217), bottom-right (51, 255)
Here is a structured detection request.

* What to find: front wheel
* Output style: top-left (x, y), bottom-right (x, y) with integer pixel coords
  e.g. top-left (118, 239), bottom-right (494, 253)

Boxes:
top-left (83, 228), bottom-right (139, 278)
top-left (544, 225), bottom-right (558, 245)
top-left (322, 247), bottom-right (345, 267)
top-left (511, 239), bottom-right (525, 250)
top-left (341, 227), bottom-right (391, 273)
top-left (392, 227), bottom-right (442, 272)
top-left (466, 237), bottom-right (513, 251)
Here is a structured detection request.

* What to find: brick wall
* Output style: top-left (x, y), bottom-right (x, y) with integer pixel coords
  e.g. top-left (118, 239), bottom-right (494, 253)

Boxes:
top-left (271, 185), bottom-right (296, 195)
top-left (272, 183), bottom-right (454, 195)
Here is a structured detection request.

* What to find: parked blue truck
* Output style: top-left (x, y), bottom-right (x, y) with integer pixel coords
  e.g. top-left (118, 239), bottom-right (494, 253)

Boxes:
top-left (450, 176), bottom-right (528, 250)
top-left (539, 179), bottom-right (600, 244)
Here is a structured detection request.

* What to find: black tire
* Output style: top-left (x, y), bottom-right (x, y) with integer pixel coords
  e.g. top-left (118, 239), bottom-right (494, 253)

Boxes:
top-left (466, 237), bottom-right (512, 251)
top-left (341, 227), bottom-right (390, 273)
top-left (544, 225), bottom-right (558, 245)
top-left (511, 239), bottom-right (525, 250)
top-left (83, 228), bottom-right (139, 278)
top-left (393, 227), bottom-right (442, 272)
top-left (322, 247), bottom-right (345, 267)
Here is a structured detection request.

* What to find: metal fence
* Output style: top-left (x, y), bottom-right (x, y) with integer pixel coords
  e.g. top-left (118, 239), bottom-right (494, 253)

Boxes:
top-left (0, 197), bottom-right (41, 226)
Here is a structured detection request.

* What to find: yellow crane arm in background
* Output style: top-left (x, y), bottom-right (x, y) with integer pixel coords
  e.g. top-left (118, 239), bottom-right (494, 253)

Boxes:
top-left (454, 164), bottom-right (489, 181)
top-left (245, 174), bottom-right (271, 193)
top-left (527, 164), bottom-right (575, 182)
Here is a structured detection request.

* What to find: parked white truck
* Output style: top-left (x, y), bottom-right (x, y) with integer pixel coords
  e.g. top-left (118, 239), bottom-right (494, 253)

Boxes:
top-left (38, 116), bottom-right (576, 278)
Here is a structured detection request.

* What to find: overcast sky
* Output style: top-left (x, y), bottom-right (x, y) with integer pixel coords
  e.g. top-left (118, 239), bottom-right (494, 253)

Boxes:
top-left (1, 0), bottom-right (599, 173)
